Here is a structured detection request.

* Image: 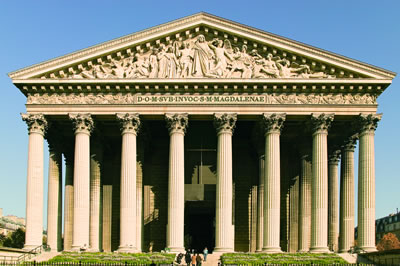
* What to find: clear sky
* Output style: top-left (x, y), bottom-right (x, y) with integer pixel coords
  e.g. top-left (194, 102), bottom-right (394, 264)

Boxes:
top-left (0, 0), bottom-right (399, 227)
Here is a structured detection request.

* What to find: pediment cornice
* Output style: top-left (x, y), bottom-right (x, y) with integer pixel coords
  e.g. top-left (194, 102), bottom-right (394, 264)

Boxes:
top-left (8, 13), bottom-right (396, 82)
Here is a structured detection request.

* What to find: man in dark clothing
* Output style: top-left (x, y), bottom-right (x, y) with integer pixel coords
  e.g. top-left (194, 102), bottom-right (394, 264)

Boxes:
top-left (196, 253), bottom-right (203, 266)
top-left (185, 250), bottom-right (192, 266)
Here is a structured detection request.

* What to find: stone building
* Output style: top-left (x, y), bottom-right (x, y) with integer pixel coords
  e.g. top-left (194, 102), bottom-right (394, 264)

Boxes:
top-left (8, 13), bottom-right (395, 253)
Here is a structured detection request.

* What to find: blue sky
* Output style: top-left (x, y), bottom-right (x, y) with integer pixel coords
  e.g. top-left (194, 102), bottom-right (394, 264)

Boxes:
top-left (0, 0), bottom-right (399, 227)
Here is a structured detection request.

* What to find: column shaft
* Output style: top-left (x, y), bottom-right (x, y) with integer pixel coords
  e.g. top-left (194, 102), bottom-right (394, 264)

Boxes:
top-left (22, 114), bottom-right (47, 250)
top-left (256, 155), bottom-right (264, 252)
top-left (328, 153), bottom-right (340, 252)
top-left (118, 133), bottom-right (137, 252)
top-left (215, 132), bottom-right (234, 252)
top-left (310, 113), bottom-right (333, 253)
top-left (89, 150), bottom-right (102, 252)
top-left (339, 145), bottom-right (355, 252)
top-left (47, 151), bottom-right (62, 251)
top-left (63, 161), bottom-right (74, 251)
top-left (167, 132), bottom-right (185, 252)
top-left (298, 155), bottom-right (312, 252)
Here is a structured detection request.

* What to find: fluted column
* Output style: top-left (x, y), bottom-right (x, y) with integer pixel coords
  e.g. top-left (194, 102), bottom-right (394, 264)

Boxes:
top-left (22, 114), bottom-right (47, 250)
top-left (46, 145), bottom-right (62, 252)
top-left (117, 113), bottom-right (140, 253)
top-left (69, 113), bottom-right (94, 251)
top-left (298, 153), bottom-right (312, 252)
top-left (63, 155), bottom-right (74, 251)
top-left (262, 113), bottom-right (285, 253)
top-left (328, 150), bottom-right (340, 252)
top-left (357, 114), bottom-right (381, 252)
top-left (165, 113), bottom-right (188, 253)
top-left (213, 113), bottom-right (237, 252)
top-left (89, 143), bottom-right (103, 252)
top-left (339, 137), bottom-right (356, 253)
top-left (310, 113), bottom-right (334, 253)
top-left (256, 155), bottom-right (265, 252)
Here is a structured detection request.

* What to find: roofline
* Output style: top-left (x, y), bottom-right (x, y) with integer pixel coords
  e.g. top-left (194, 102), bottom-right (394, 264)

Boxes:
top-left (8, 12), bottom-right (396, 79)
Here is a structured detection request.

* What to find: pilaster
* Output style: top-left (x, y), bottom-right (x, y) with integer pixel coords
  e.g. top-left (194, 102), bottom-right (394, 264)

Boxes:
top-left (214, 113), bottom-right (237, 253)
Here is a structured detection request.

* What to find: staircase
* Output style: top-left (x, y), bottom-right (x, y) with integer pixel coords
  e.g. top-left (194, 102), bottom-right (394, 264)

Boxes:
top-left (203, 253), bottom-right (221, 266)
top-left (27, 251), bottom-right (60, 262)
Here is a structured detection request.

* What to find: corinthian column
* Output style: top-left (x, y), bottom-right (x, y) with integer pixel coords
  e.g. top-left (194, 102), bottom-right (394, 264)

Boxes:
top-left (357, 114), bottom-right (381, 252)
top-left (117, 113), bottom-right (140, 253)
top-left (256, 155), bottom-right (264, 252)
top-left (89, 141), bottom-right (103, 252)
top-left (310, 113), bottom-right (334, 253)
top-left (21, 114), bottom-right (47, 250)
top-left (214, 113), bottom-right (237, 253)
top-left (69, 113), bottom-right (93, 251)
top-left (262, 113), bottom-right (285, 253)
top-left (298, 152), bottom-right (312, 252)
top-left (46, 134), bottom-right (63, 252)
top-left (165, 113), bottom-right (188, 253)
top-left (339, 136), bottom-right (357, 253)
top-left (63, 151), bottom-right (74, 251)
top-left (328, 150), bottom-right (340, 252)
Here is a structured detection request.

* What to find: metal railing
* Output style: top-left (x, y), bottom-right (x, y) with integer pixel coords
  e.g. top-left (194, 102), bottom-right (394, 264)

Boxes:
top-left (0, 244), bottom-right (45, 264)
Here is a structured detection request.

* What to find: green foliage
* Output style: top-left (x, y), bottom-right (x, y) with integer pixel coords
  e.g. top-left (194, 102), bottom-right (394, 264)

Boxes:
top-left (0, 233), bottom-right (6, 246)
top-left (47, 252), bottom-right (176, 264)
top-left (3, 228), bottom-right (25, 248)
top-left (221, 253), bottom-right (348, 265)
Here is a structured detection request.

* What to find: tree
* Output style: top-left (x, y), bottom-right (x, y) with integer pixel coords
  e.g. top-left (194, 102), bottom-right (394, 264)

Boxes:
top-left (377, 232), bottom-right (400, 251)
top-left (3, 228), bottom-right (25, 249)
top-left (0, 233), bottom-right (6, 246)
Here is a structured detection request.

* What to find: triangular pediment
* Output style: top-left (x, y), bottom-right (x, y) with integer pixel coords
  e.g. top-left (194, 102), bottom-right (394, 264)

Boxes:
top-left (8, 12), bottom-right (395, 81)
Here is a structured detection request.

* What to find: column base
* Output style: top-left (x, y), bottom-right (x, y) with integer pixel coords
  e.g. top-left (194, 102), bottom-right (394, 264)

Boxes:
top-left (213, 247), bottom-right (234, 253)
top-left (116, 246), bottom-right (138, 253)
top-left (23, 244), bottom-right (42, 252)
top-left (297, 249), bottom-right (310, 253)
top-left (339, 248), bottom-right (351, 253)
top-left (261, 247), bottom-right (282, 253)
top-left (255, 249), bottom-right (263, 253)
top-left (166, 246), bottom-right (185, 253)
top-left (87, 248), bottom-right (100, 253)
top-left (358, 246), bottom-right (377, 253)
top-left (309, 246), bottom-right (331, 253)
top-left (71, 245), bottom-right (89, 252)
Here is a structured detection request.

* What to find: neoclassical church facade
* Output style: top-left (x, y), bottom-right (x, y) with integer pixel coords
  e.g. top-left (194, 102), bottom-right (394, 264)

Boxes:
top-left (9, 13), bottom-right (395, 253)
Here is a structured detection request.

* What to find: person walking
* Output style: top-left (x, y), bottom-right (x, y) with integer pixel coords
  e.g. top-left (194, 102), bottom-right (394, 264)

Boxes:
top-left (196, 253), bottom-right (203, 266)
top-left (185, 250), bottom-right (191, 266)
top-left (203, 247), bottom-right (208, 262)
top-left (191, 253), bottom-right (197, 266)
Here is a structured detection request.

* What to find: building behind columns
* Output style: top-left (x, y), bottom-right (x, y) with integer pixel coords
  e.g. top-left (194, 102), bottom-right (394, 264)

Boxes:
top-left (8, 13), bottom-right (396, 253)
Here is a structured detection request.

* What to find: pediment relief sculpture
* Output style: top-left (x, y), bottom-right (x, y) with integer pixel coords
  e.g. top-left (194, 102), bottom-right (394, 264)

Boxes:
top-left (42, 35), bottom-right (343, 80)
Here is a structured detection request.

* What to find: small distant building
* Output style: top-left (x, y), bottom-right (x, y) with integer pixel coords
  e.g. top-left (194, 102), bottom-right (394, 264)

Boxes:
top-left (0, 208), bottom-right (3, 219)
top-left (375, 212), bottom-right (400, 243)
top-left (0, 211), bottom-right (26, 236)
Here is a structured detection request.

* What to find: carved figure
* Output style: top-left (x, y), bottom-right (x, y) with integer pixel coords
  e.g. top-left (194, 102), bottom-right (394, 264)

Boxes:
top-left (208, 39), bottom-right (233, 77)
top-left (178, 42), bottom-right (193, 78)
top-left (148, 48), bottom-right (159, 78)
top-left (191, 35), bottom-right (214, 77)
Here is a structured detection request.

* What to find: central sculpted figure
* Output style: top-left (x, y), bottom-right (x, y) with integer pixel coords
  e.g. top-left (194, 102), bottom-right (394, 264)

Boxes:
top-left (191, 35), bottom-right (213, 77)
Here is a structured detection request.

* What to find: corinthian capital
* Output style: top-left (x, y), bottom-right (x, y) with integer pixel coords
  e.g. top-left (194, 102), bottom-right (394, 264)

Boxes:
top-left (342, 135), bottom-right (358, 152)
top-left (69, 113), bottom-right (94, 135)
top-left (116, 113), bottom-right (140, 135)
top-left (21, 113), bottom-right (48, 135)
top-left (165, 113), bottom-right (188, 135)
top-left (311, 113), bottom-right (334, 134)
top-left (357, 114), bottom-right (381, 135)
top-left (262, 113), bottom-right (286, 135)
top-left (328, 149), bottom-right (341, 165)
top-left (214, 113), bottom-right (237, 134)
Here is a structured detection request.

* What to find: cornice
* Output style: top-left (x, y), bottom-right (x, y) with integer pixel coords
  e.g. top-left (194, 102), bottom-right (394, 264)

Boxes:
top-left (14, 78), bottom-right (391, 96)
top-left (8, 12), bottom-right (396, 81)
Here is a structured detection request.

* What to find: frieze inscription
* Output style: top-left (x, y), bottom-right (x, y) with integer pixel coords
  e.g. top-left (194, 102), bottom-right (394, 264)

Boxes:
top-left (27, 93), bottom-right (377, 105)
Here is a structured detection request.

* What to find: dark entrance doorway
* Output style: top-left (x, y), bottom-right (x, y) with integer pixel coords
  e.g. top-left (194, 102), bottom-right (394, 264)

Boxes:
top-left (184, 201), bottom-right (215, 253)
